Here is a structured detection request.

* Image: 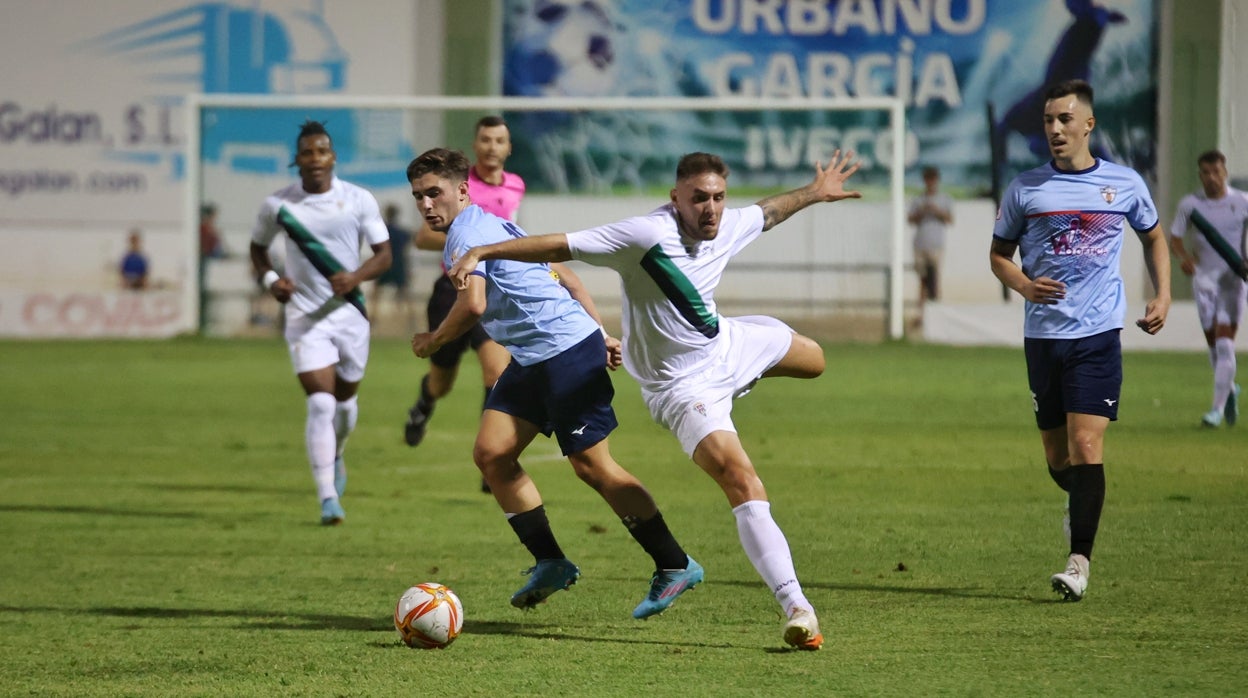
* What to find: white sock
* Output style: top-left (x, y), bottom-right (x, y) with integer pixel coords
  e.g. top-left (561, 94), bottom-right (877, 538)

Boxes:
top-left (1212, 337), bottom-right (1236, 411)
top-left (306, 392), bottom-right (337, 501)
top-left (334, 395), bottom-right (358, 458)
top-left (732, 500), bottom-right (813, 617)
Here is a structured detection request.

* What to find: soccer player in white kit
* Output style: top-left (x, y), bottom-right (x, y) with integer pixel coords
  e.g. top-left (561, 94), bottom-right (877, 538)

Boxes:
top-left (448, 149), bottom-right (864, 650)
top-left (249, 120), bottom-right (393, 525)
top-left (991, 80), bottom-right (1171, 602)
top-left (1169, 150), bottom-right (1248, 427)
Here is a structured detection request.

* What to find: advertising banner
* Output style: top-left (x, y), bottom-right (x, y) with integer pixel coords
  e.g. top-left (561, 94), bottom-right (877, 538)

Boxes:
top-left (0, 0), bottom-right (419, 336)
top-left (1, 0), bottom-right (417, 225)
top-left (501, 0), bottom-right (1157, 196)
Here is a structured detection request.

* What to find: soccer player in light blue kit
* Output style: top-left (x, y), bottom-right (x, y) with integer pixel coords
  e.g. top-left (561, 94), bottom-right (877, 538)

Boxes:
top-left (407, 148), bottom-right (702, 618)
top-left (990, 80), bottom-right (1171, 601)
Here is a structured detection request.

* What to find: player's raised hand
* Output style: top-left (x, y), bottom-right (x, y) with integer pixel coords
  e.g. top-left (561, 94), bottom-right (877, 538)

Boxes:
top-left (812, 149), bottom-right (863, 202)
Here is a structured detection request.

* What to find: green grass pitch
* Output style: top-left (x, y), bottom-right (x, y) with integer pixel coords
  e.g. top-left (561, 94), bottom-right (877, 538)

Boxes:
top-left (0, 337), bottom-right (1244, 695)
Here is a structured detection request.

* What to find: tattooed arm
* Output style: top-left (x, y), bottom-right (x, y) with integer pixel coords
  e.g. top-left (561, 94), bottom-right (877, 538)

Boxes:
top-left (755, 149), bottom-right (863, 232)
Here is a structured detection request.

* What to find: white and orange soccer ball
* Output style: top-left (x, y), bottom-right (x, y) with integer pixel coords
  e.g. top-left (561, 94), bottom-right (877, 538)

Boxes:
top-left (394, 582), bottom-right (463, 649)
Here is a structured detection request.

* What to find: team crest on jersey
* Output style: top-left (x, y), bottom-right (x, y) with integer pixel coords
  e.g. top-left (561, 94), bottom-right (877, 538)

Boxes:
top-left (692, 402), bottom-right (707, 417)
top-left (1100, 186), bottom-right (1117, 203)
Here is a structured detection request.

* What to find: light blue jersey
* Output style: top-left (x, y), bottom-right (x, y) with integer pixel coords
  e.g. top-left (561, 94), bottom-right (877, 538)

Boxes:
top-left (444, 205), bottom-right (599, 365)
top-left (993, 159), bottom-right (1158, 339)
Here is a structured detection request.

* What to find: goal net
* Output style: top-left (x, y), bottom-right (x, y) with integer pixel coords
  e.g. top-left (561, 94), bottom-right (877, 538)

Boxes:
top-left (186, 95), bottom-right (908, 339)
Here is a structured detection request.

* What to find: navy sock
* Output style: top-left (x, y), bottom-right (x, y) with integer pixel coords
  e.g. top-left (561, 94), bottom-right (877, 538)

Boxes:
top-left (508, 505), bottom-right (565, 562)
top-left (623, 512), bottom-right (688, 571)
top-left (1068, 464), bottom-right (1105, 559)
top-left (416, 375), bottom-right (435, 413)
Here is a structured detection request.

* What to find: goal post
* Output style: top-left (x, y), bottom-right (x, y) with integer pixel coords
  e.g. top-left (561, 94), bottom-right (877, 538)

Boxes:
top-left (185, 94), bottom-right (908, 338)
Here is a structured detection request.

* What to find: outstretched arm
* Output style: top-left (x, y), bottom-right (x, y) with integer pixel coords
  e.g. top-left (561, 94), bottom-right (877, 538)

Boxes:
top-left (755, 149), bottom-right (863, 231)
top-left (447, 233), bottom-right (572, 289)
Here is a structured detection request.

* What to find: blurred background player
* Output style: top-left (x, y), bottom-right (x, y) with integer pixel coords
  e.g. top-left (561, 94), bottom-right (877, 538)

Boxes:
top-left (119, 228), bottom-right (149, 290)
top-left (405, 115), bottom-right (525, 494)
top-left (408, 147), bottom-right (701, 618)
top-left (250, 119), bottom-right (393, 526)
top-left (990, 80), bottom-right (1170, 602)
top-left (449, 149), bottom-right (865, 650)
top-left (200, 203), bottom-right (227, 261)
top-left (1169, 150), bottom-right (1248, 427)
top-left (907, 166), bottom-right (953, 320)
top-left (370, 202), bottom-right (416, 328)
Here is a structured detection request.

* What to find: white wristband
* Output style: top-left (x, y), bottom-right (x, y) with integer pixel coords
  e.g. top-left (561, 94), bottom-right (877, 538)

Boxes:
top-left (600, 325), bottom-right (609, 339)
top-left (261, 270), bottom-right (280, 288)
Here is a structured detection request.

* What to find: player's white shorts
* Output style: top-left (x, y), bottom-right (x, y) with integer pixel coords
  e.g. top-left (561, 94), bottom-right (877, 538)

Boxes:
top-left (1192, 270), bottom-right (1248, 329)
top-left (284, 303), bottom-right (371, 381)
top-left (641, 315), bottom-right (794, 457)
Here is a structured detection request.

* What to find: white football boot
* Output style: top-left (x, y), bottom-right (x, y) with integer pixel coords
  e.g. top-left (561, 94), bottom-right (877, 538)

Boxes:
top-left (1050, 553), bottom-right (1089, 601)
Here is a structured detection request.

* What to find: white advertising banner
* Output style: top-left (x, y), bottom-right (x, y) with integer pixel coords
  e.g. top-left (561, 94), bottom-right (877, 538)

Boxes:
top-left (0, 290), bottom-right (186, 338)
top-left (0, 0), bottom-right (419, 337)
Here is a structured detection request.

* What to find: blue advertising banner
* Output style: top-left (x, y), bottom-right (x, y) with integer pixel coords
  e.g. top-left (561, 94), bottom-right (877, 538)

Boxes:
top-left (501, 0), bottom-right (1157, 196)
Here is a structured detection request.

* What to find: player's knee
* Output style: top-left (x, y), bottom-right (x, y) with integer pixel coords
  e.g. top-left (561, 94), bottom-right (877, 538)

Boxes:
top-left (794, 337), bottom-right (825, 377)
top-left (306, 392), bottom-right (336, 424)
top-left (720, 471), bottom-right (766, 502)
top-left (472, 440), bottom-right (515, 472)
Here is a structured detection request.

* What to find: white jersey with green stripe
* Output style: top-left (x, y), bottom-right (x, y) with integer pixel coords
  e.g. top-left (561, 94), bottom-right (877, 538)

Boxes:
top-left (1170, 186), bottom-right (1248, 280)
top-left (567, 203), bottom-right (765, 389)
top-left (252, 176), bottom-right (389, 320)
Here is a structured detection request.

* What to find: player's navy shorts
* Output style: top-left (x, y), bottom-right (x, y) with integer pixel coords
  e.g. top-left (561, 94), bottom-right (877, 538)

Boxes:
top-left (427, 274), bottom-right (491, 368)
top-left (486, 330), bottom-right (618, 456)
top-left (1024, 329), bottom-right (1122, 430)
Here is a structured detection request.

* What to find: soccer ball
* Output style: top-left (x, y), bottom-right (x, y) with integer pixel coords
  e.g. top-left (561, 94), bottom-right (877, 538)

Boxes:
top-left (394, 583), bottom-right (464, 649)
top-left (504, 0), bottom-right (619, 97)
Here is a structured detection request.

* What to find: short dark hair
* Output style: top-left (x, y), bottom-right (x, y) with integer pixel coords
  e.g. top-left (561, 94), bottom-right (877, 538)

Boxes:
top-left (675, 152), bottom-right (729, 182)
top-left (406, 148), bottom-right (470, 183)
top-left (1043, 79), bottom-right (1094, 109)
top-left (295, 119), bottom-right (332, 152)
top-left (475, 115), bottom-right (507, 133)
top-left (922, 166), bottom-right (940, 179)
top-left (1197, 149), bottom-right (1226, 167)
